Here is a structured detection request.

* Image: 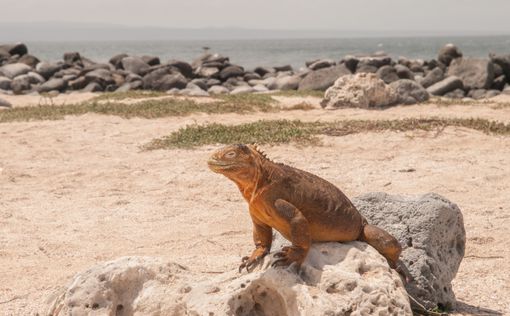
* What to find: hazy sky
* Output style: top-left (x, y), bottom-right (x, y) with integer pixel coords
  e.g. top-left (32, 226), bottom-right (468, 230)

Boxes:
top-left (3, 0), bottom-right (510, 34)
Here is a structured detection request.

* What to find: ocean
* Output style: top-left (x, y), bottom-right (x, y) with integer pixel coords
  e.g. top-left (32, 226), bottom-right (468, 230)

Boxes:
top-left (26, 36), bottom-right (510, 70)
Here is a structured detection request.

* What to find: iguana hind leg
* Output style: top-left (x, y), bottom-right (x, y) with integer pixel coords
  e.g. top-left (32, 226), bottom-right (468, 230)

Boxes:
top-left (239, 221), bottom-right (272, 272)
top-left (271, 199), bottom-right (311, 269)
top-left (359, 224), bottom-right (402, 268)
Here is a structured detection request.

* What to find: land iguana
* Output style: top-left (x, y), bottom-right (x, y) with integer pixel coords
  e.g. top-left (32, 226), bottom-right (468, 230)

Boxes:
top-left (207, 144), bottom-right (402, 272)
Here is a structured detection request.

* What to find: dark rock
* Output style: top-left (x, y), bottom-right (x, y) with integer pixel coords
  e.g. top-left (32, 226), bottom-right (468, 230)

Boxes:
top-left (121, 57), bottom-right (151, 76)
top-left (143, 70), bottom-right (187, 91)
top-left (82, 82), bottom-right (103, 92)
top-left (354, 192), bottom-right (465, 310)
top-left (109, 53), bottom-right (129, 68)
top-left (490, 53), bottom-right (510, 81)
top-left (376, 65), bottom-right (400, 84)
top-left (425, 59), bottom-right (446, 71)
top-left (419, 67), bottom-right (444, 88)
top-left (0, 63), bottom-right (32, 79)
top-left (243, 72), bottom-right (261, 81)
top-left (298, 64), bottom-right (351, 91)
top-left (167, 60), bottom-right (193, 78)
top-left (0, 43), bottom-right (28, 56)
top-left (68, 76), bottom-right (88, 90)
top-left (219, 65), bottom-right (244, 81)
top-left (492, 75), bottom-right (507, 91)
top-left (447, 58), bottom-right (495, 90)
top-left (18, 54), bottom-right (40, 68)
top-left (493, 63), bottom-right (504, 78)
top-left (408, 60), bottom-right (424, 73)
top-left (268, 75), bottom-right (301, 90)
top-left (342, 56), bottom-right (359, 73)
top-left (0, 76), bottom-right (11, 90)
top-left (308, 59), bottom-right (336, 71)
top-left (443, 89), bottom-right (465, 99)
top-left (426, 76), bottom-right (464, 96)
top-left (273, 65), bottom-right (293, 72)
top-left (390, 79), bottom-right (429, 104)
top-left (141, 55), bottom-right (160, 66)
top-left (38, 78), bottom-right (68, 93)
top-left (11, 75), bottom-right (32, 94)
top-left (36, 62), bottom-right (62, 79)
top-left (190, 78), bottom-right (208, 91)
top-left (84, 69), bottom-right (115, 87)
top-left (437, 44), bottom-right (463, 66)
top-left (63, 52), bottom-right (83, 66)
top-left (253, 66), bottom-right (274, 77)
top-left (394, 64), bottom-right (414, 80)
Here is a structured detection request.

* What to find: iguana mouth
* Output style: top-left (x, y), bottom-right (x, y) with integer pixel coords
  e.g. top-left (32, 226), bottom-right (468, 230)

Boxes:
top-left (207, 158), bottom-right (237, 171)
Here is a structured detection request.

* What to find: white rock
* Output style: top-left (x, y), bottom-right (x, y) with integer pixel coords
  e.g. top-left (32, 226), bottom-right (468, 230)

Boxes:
top-left (321, 73), bottom-right (398, 109)
top-left (47, 237), bottom-right (411, 316)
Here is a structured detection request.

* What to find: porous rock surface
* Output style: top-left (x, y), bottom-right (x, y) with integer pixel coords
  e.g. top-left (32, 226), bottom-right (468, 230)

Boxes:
top-left (353, 192), bottom-right (465, 310)
top-left (47, 237), bottom-right (411, 315)
top-left (321, 72), bottom-right (398, 109)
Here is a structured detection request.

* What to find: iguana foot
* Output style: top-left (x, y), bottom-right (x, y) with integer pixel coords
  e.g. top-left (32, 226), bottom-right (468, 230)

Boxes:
top-left (239, 248), bottom-right (269, 273)
top-left (271, 246), bottom-right (307, 269)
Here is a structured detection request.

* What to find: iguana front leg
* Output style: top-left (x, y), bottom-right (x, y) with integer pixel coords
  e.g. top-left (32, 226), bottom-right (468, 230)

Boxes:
top-left (271, 199), bottom-right (311, 269)
top-left (239, 220), bottom-right (272, 272)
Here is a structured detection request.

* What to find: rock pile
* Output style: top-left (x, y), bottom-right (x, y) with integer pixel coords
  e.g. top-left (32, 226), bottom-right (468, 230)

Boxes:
top-left (1, 42), bottom-right (508, 100)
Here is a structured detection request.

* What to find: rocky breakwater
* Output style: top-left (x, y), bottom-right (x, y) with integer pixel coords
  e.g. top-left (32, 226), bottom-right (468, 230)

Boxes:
top-left (46, 192), bottom-right (464, 315)
top-left (1, 42), bottom-right (509, 101)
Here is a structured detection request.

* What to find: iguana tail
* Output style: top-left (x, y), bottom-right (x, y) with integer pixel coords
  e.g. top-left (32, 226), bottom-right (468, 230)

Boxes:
top-left (358, 223), bottom-right (402, 269)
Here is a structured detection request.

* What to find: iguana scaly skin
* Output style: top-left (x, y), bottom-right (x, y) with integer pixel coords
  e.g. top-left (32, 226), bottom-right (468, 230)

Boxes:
top-left (208, 144), bottom-right (402, 272)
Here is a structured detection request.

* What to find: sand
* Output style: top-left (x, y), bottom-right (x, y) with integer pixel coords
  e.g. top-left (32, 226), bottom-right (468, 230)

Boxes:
top-left (0, 94), bottom-right (509, 315)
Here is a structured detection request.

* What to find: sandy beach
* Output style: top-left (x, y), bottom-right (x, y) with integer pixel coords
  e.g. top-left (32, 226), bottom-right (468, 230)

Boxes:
top-left (0, 94), bottom-right (509, 315)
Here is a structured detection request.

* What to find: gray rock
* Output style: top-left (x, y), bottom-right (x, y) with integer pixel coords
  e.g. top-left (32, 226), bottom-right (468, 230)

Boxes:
top-left (0, 97), bottom-right (12, 108)
top-left (0, 63), bottom-right (32, 79)
top-left (109, 53), bottom-right (129, 68)
top-left (437, 43), bottom-right (462, 66)
top-left (395, 64), bottom-right (415, 80)
top-left (195, 66), bottom-right (220, 78)
top-left (492, 75), bottom-right (507, 91)
top-left (490, 53), bottom-right (510, 81)
top-left (63, 52), bottom-right (82, 66)
top-left (68, 76), bottom-right (88, 90)
top-left (26, 71), bottom-right (45, 84)
top-left (115, 82), bottom-right (133, 92)
top-left (357, 55), bottom-right (392, 69)
top-left (274, 64), bottom-right (293, 72)
top-left (443, 88), bottom-right (465, 99)
top-left (268, 75), bottom-right (301, 90)
top-left (308, 59), bottom-right (336, 71)
top-left (252, 84), bottom-right (269, 93)
top-left (467, 89), bottom-right (487, 99)
top-left (0, 43), bottom-right (28, 56)
top-left (82, 82), bottom-right (103, 92)
top-left (85, 69), bottom-right (115, 88)
top-left (167, 60), bottom-right (193, 78)
top-left (243, 72), bottom-right (261, 81)
top-left (125, 73), bottom-right (142, 83)
top-left (38, 78), bottom-right (68, 93)
top-left (35, 62), bottom-right (62, 79)
top-left (389, 79), bottom-right (429, 104)
top-left (447, 58), bottom-right (495, 90)
top-left (298, 64), bottom-right (351, 91)
top-left (353, 192), bottom-right (465, 310)
top-left (376, 65), bottom-right (400, 84)
top-left (485, 89), bottom-right (500, 98)
top-left (206, 78), bottom-right (221, 87)
top-left (0, 76), bottom-right (12, 90)
top-left (121, 56), bottom-right (151, 76)
top-left (10, 74), bottom-right (32, 94)
top-left (253, 66), bottom-right (275, 77)
top-left (355, 63), bottom-right (378, 73)
top-left (230, 86), bottom-right (256, 94)
top-left (321, 73), bottom-right (398, 109)
top-left (143, 69), bottom-right (187, 91)
top-left (419, 67), bottom-right (444, 88)
top-left (179, 84), bottom-right (209, 96)
top-left (219, 65), bottom-right (244, 81)
top-left (18, 54), bottom-right (40, 68)
top-left (207, 85), bottom-right (229, 95)
top-left (190, 78), bottom-right (208, 91)
top-left (342, 56), bottom-right (359, 73)
top-left (141, 55), bottom-right (160, 66)
top-left (493, 63), bottom-right (504, 78)
top-left (426, 76), bottom-right (464, 96)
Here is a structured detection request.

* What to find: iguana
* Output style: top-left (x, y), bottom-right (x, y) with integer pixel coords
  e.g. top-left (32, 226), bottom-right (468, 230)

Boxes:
top-left (208, 144), bottom-right (402, 272)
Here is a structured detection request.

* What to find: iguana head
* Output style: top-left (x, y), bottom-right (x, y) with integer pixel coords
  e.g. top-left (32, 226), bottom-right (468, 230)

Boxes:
top-left (207, 144), bottom-right (263, 183)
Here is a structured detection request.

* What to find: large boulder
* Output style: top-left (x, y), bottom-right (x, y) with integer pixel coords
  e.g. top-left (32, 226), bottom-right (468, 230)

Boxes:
top-left (426, 76), bottom-right (464, 96)
top-left (268, 75), bottom-right (301, 90)
top-left (35, 62), bottom-right (62, 80)
top-left (447, 58), bottom-right (495, 90)
top-left (168, 60), bottom-right (193, 78)
top-left (120, 56), bottom-right (151, 76)
top-left (353, 192), bottom-right (465, 310)
top-left (437, 43), bottom-right (462, 66)
top-left (419, 67), bottom-right (444, 88)
top-left (219, 65), bottom-right (244, 81)
top-left (18, 54), bottom-right (40, 68)
top-left (10, 74), bottom-right (32, 94)
top-left (0, 63), bottom-right (32, 79)
top-left (109, 53), bottom-right (129, 68)
top-left (38, 78), bottom-right (68, 93)
top-left (143, 69), bottom-right (187, 91)
top-left (376, 65), bottom-right (400, 84)
top-left (490, 53), bottom-right (510, 81)
top-left (321, 73), bottom-right (398, 109)
top-left (195, 66), bottom-right (220, 78)
top-left (298, 64), bottom-right (351, 91)
top-left (63, 52), bottom-right (83, 66)
top-left (47, 241), bottom-right (411, 315)
top-left (84, 69), bottom-right (115, 88)
top-left (389, 79), bottom-right (430, 104)
top-left (0, 76), bottom-right (11, 90)
top-left (0, 42), bottom-right (28, 56)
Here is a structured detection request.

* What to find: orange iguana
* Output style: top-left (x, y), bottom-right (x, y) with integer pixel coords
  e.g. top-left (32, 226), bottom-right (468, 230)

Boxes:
top-left (208, 144), bottom-right (402, 272)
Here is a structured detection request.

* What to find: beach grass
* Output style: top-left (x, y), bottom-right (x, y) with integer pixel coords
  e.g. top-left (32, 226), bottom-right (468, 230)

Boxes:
top-left (144, 118), bottom-right (510, 149)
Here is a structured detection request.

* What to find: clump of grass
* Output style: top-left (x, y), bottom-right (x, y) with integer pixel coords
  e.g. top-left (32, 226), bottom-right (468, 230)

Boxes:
top-left (145, 118), bottom-right (510, 149)
top-left (425, 97), bottom-right (510, 108)
top-left (144, 120), bottom-right (320, 150)
top-left (284, 102), bottom-right (316, 111)
top-left (272, 90), bottom-right (324, 98)
top-left (91, 90), bottom-right (168, 101)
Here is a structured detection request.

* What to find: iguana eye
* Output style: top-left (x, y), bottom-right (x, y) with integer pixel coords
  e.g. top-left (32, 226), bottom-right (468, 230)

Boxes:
top-left (225, 151), bottom-right (236, 158)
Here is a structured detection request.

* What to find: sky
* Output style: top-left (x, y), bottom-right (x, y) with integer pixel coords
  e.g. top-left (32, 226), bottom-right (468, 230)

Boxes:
top-left (1, 0), bottom-right (510, 38)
